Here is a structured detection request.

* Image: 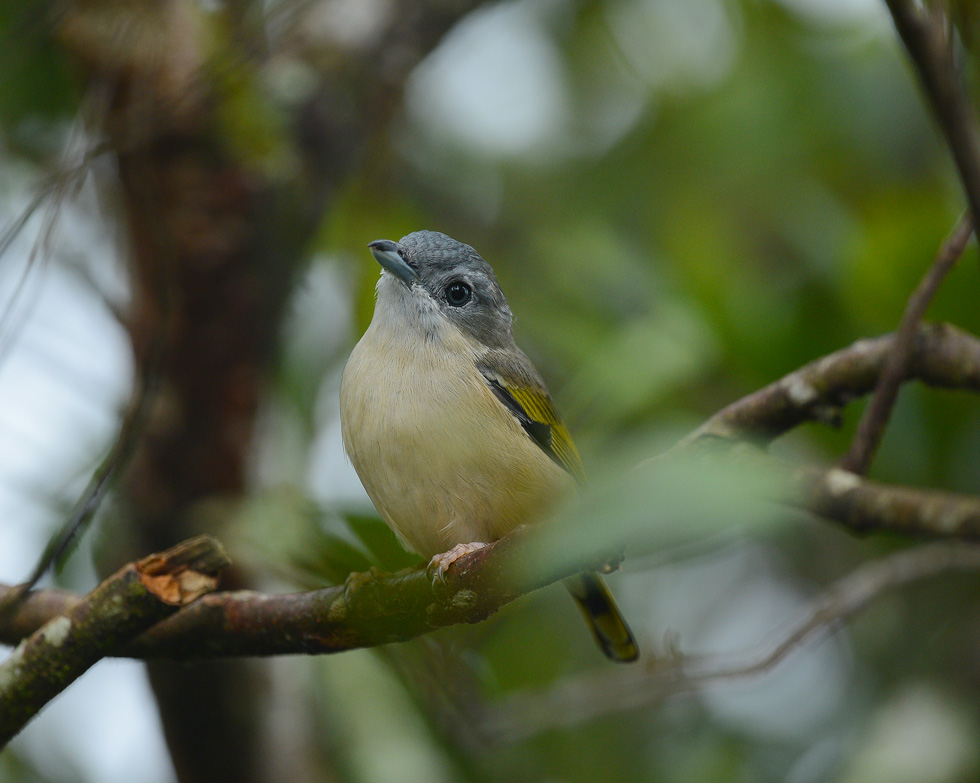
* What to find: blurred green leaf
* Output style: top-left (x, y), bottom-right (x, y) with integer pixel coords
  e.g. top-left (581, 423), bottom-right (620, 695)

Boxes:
top-left (345, 513), bottom-right (424, 572)
top-left (292, 525), bottom-right (374, 587)
top-left (526, 435), bottom-right (789, 581)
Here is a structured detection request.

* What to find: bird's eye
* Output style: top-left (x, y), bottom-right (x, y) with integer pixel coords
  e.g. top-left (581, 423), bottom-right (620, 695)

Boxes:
top-left (445, 281), bottom-right (472, 307)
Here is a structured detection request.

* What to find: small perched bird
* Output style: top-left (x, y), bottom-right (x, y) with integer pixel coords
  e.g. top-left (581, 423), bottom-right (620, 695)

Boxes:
top-left (340, 230), bottom-right (638, 663)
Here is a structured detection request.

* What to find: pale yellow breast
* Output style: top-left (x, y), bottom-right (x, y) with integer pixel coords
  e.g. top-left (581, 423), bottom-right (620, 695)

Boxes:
top-left (340, 293), bottom-right (572, 558)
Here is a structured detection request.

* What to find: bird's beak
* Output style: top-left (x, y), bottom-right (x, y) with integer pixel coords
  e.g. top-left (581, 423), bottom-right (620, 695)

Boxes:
top-left (368, 240), bottom-right (420, 287)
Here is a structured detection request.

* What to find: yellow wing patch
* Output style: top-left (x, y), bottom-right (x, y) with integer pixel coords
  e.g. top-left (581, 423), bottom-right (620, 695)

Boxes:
top-left (501, 384), bottom-right (586, 484)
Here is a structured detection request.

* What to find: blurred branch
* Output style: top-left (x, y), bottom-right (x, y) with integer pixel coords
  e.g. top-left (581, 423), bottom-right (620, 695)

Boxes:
top-left (0, 586), bottom-right (78, 642)
top-left (0, 133), bottom-right (105, 372)
top-left (840, 214), bottom-right (973, 474)
top-left (884, 0), bottom-right (980, 226)
top-left (787, 461), bottom-right (980, 537)
top-left (0, 536), bottom-right (228, 748)
top-left (477, 543), bottom-right (980, 743)
top-left (0, 138), bottom-right (107, 263)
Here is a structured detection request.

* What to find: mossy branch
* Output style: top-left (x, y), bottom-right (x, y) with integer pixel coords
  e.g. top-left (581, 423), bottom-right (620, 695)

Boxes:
top-left (0, 536), bottom-right (229, 747)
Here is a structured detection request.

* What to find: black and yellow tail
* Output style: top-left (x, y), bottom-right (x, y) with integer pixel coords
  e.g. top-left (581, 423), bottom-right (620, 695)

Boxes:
top-left (564, 572), bottom-right (639, 663)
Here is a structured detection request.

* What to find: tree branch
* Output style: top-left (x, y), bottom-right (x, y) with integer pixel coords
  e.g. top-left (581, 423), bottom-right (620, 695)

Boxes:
top-left (0, 536), bottom-right (229, 747)
top-left (0, 525), bottom-right (587, 657)
top-left (681, 322), bottom-right (980, 446)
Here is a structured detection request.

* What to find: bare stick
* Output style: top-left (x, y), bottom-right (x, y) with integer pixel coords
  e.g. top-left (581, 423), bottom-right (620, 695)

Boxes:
top-left (0, 536), bottom-right (229, 747)
top-left (841, 215), bottom-right (974, 474)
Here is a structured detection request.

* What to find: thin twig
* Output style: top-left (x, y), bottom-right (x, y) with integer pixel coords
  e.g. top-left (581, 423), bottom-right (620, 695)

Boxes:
top-left (0, 536), bottom-right (229, 748)
top-left (0, 320), bottom-right (166, 624)
top-left (0, 137), bottom-right (126, 617)
top-left (840, 214), bottom-right (974, 473)
top-left (884, 0), bottom-right (980, 228)
top-left (0, 138), bottom-right (108, 358)
top-left (478, 543), bottom-right (980, 743)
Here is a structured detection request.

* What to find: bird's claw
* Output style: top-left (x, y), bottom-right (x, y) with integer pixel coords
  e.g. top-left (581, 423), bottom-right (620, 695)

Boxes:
top-left (426, 542), bottom-right (488, 585)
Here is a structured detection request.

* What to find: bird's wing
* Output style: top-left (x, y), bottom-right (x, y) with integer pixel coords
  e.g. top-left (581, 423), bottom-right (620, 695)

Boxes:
top-left (478, 349), bottom-right (586, 484)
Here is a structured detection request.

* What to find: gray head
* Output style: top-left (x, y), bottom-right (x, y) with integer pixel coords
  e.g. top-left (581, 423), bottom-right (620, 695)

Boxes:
top-left (368, 230), bottom-right (514, 349)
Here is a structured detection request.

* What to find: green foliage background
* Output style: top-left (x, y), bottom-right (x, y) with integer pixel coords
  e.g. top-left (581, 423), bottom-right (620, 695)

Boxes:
top-left (3, 1), bottom-right (980, 782)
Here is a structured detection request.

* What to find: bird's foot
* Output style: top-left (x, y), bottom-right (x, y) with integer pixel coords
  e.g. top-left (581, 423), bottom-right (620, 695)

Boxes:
top-left (427, 542), bottom-right (488, 585)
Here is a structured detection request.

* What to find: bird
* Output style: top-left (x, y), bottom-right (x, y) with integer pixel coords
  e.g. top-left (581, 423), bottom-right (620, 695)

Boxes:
top-left (340, 230), bottom-right (638, 663)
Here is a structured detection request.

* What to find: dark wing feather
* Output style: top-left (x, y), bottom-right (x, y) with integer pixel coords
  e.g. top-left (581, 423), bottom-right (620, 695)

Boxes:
top-left (486, 378), bottom-right (553, 453)
top-left (478, 350), bottom-right (586, 484)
